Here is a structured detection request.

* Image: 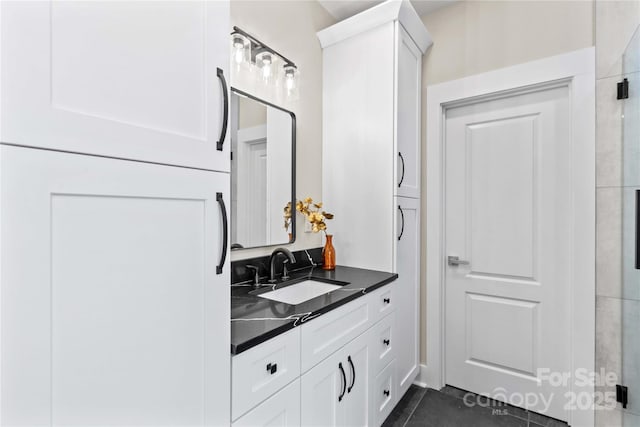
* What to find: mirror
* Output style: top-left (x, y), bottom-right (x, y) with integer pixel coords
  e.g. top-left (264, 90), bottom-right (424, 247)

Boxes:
top-left (230, 88), bottom-right (296, 250)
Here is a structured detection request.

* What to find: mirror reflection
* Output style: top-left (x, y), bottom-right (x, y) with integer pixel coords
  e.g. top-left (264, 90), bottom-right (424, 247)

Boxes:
top-left (230, 89), bottom-right (295, 250)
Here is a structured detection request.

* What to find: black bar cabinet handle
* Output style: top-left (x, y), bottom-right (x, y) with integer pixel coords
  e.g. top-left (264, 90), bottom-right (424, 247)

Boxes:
top-left (216, 192), bottom-right (228, 275)
top-left (216, 68), bottom-right (229, 151)
top-left (347, 355), bottom-right (355, 393)
top-left (636, 190), bottom-right (640, 269)
top-left (398, 152), bottom-right (405, 188)
top-left (398, 205), bottom-right (405, 241)
top-left (338, 362), bottom-right (346, 402)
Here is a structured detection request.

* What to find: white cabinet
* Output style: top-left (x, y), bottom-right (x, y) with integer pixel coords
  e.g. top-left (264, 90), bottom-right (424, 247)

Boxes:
top-left (318, 0), bottom-right (431, 405)
top-left (396, 197), bottom-right (420, 397)
top-left (300, 292), bottom-right (371, 372)
top-left (232, 328), bottom-right (301, 420)
top-left (373, 360), bottom-right (396, 426)
top-left (233, 283), bottom-right (397, 427)
top-left (301, 330), bottom-right (372, 427)
top-left (395, 26), bottom-right (423, 199)
top-left (0, 145), bottom-right (230, 425)
top-left (233, 379), bottom-right (301, 427)
top-left (0, 1), bottom-right (230, 172)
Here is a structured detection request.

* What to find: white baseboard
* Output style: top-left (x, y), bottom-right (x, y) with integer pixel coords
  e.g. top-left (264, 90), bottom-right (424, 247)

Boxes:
top-left (412, 364), bottom-right (429, 389)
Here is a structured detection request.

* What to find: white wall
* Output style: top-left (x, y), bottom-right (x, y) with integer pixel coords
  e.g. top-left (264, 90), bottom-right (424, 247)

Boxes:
top-left (230, 0), bottom-right (336, 260)
top-left (419, 1), bottom-right (594, 365)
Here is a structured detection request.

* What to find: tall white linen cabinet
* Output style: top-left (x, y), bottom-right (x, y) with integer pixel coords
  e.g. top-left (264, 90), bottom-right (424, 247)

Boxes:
top-left (0, 2), bottom-right (231, 425)
top-left (318, 0), bottom-right (432, 402)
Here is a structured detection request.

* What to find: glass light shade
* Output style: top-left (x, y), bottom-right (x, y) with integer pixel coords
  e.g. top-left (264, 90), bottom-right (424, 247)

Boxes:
top-left (256, 51), bottom-right (274, 82)
top-left (231, 34), bottom-right (249, 65)
top-left (283, 65), bottom-right (299, 100)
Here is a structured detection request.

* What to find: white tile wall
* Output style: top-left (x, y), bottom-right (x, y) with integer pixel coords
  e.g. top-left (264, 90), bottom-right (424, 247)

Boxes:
top-left (596, 77), bottom-right (623, 188)
top-left (596, 0), bottom-right (640, 79)
top-left (595, 1), bottom-right (640, 425)
top-left (596, 187), bottom-right (622, 298)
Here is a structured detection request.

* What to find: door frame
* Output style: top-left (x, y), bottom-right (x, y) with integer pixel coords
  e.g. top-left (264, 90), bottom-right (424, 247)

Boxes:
top-left (424, 47), bottom-right (595, 427)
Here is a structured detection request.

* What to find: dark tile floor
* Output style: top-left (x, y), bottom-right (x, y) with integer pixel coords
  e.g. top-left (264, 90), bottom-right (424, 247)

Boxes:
top-left (383, 385), bottom-right (569, 427)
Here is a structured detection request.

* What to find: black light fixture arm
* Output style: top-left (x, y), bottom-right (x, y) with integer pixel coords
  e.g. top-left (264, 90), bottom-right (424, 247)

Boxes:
top-left (231, 26), bottom-right (297, 69)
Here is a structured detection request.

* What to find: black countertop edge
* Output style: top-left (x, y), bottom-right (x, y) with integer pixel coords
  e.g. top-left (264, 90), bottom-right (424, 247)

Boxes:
top-left (230, 266), bottom-right (398, 355)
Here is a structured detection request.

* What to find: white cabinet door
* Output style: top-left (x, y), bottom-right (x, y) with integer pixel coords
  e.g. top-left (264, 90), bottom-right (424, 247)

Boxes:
top-left (395, 196), bottom-right (420, 398)
top-left (0, 145), bottom-right (230, 426)
top-left (342, 332), bottom-right (372, 427)
top-left (300, 348), bottom-right (343, 427)
top-left (232, 379), bottom-right (301, 427)
top-left (1, 1), bottom-right (230, 172)
top-left (301, 331), bottom-right (371, 427)
top-left (394, 24), bottom-right (422, 199)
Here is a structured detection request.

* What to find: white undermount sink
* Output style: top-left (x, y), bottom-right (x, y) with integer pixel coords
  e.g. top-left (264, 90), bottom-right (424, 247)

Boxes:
top-left (258, 280), bottom-right (342, 305)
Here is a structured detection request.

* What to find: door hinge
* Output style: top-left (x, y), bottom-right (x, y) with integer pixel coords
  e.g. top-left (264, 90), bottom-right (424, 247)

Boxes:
top-left (230, 151), bottom-right (233, 161)
top-left (618, 78), bottom-right (629, 100)
top-left (616, 384), bottom-right (628, 408)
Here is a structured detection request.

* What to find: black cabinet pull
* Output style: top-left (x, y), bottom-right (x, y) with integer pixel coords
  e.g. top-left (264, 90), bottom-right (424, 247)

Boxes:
top-left (398, 205), bottom-right (405, 241)
top-left (398, 152), bottom-right (405, 188)
top-left (636, 190), bottom-right (640, 269)
top-left (266, 363), bottom-right (277, 375)
top-left (347, 355), bottom-right (355, 393)
top-left (216, 68), bottom-right (229, 151)
top-left (216, 192), bottom-right (228, 275)
top-left (338, 362), bottom-right (346, 402)
top-left (383, 339), bottom-right (390, 346)
top-left (384, 389), bottom-right (390, 397)
top-left (383, 298), bottom-right (390, 304)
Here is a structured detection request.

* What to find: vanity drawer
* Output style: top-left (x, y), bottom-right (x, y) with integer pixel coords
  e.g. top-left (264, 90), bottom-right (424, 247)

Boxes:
top-left (232, 378), bottom-right (300, 427)
top-left (372, 312), bottom-right (395, 374)
top-left (369, 282), bottom-right (395, 323)
top-left (300, 295), bottom-right (371, 372)
top-left (373, 360), bottom-right (396, 427)
top-left (232, 327), bottom-right (301, 421)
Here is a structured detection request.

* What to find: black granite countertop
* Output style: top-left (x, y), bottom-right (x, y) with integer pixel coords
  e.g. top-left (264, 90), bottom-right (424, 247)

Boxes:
top-left (231, 265), bottom-right (397, 355)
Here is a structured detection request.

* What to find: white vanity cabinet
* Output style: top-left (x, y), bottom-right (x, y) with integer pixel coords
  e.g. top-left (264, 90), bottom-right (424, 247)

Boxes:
top-left (231, 282), bottom-right (397, 427)
top-left (0, 1), bottom-right (230, 172)
top-left (318, 1), bottom-right (431, 402)
top-left (0, 146), bottom-right (231, 425)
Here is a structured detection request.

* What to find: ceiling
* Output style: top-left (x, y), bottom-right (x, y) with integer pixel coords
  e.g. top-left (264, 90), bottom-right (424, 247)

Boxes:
top-left (318, 0), bottom-right (457, 21)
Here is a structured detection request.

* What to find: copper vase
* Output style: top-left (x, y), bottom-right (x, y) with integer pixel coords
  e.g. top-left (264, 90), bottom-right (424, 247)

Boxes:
top-left (322, 234), bottom-right (336, 270)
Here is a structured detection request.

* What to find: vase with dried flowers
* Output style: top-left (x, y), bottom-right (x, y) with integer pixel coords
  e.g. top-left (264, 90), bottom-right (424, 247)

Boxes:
top-left (296, 197), bottom-right (335, 270)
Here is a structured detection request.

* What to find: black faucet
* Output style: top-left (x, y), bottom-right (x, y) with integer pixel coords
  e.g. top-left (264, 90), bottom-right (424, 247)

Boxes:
top-left (269, 247), bottom-right (296, 283)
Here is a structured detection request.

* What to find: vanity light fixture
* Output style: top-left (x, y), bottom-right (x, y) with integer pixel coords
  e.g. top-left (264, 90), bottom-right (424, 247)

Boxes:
top-left (230, 26), bottom-right (298, 97)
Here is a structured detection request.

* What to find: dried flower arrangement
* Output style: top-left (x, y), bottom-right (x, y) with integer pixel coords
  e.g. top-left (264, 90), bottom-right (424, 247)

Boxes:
top-left (296, 197), bottom-right (334, 235)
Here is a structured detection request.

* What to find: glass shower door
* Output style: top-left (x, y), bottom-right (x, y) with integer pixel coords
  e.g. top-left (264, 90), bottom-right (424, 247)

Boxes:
top-left (621, 24), bottom-right (640, 425)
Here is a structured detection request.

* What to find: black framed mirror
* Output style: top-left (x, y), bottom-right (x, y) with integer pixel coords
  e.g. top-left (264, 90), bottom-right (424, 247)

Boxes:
top-left (230, 88), bottom-right (296, 250)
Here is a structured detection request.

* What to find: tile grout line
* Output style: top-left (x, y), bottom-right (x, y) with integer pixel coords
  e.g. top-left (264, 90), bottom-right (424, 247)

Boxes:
top-left (401, 388), bottom-right (428, 427)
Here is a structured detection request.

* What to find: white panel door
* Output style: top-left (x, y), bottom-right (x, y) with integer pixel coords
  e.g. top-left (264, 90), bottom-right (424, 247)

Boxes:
top-left (394, 24), bottom-right (421, 199)
top-left (445, 84), bottom-right (571, 420)
top-left (395, 196), bottom-right (420, 398)
top-left (1, 1), bottom-right (230, 172)
top-left (0, 145), bottom-right (230, 425)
